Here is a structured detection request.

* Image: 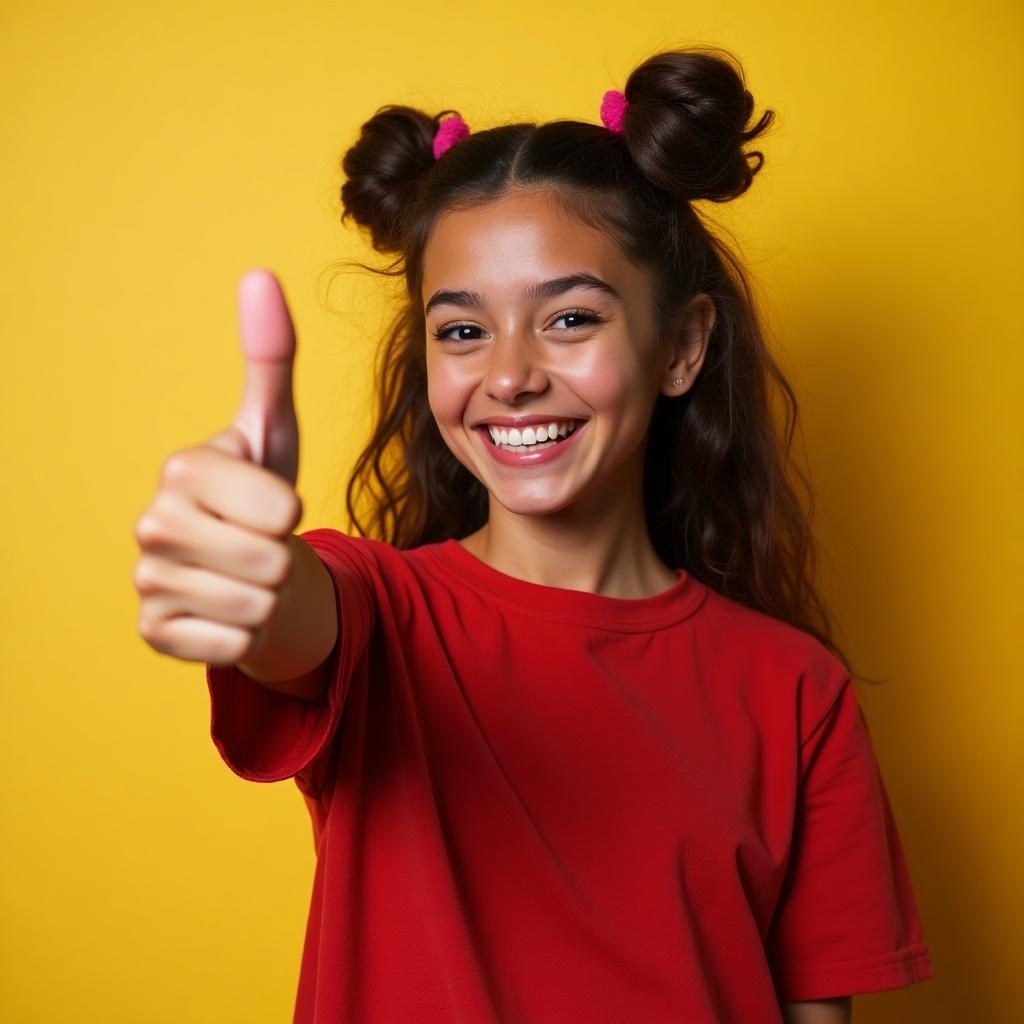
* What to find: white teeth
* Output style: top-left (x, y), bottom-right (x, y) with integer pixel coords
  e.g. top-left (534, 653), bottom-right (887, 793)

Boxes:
top-left (486, 420), bottom-right (580, 448)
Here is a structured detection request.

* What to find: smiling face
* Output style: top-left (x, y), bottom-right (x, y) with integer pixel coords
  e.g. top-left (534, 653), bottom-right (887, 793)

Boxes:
top-left (422, 187), bottom-right (707, 522)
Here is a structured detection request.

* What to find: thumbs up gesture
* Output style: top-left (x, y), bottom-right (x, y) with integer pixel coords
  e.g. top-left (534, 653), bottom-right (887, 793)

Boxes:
top-left (132, 270), bottom-right (307, 667)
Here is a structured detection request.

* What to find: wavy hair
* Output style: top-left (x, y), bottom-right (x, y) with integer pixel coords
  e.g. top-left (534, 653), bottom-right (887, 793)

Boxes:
top-left (327, 46), bottom-right (863, 680)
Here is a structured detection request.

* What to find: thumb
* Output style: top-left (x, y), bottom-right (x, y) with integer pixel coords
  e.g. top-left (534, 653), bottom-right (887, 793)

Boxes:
top-left (231, 268), bottom-right (300, 487)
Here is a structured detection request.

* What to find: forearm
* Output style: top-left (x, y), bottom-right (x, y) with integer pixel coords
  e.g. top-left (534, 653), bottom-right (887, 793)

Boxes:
top-left (780, 997), bottom-right (852, 1023)
top-left (236, 533), bottom-right (338, 703)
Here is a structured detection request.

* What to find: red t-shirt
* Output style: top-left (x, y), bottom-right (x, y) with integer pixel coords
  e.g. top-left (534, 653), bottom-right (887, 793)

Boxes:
top-left (206, 529), bottom-right (934, 1022)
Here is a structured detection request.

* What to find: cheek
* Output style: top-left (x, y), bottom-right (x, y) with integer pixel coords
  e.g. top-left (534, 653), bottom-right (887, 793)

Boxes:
top-left (564, 348), bottom-right (650, 421)
top-left (426, 359), bottom-right (486, 478)
top-left (426, 356), bottom-right (473, 429)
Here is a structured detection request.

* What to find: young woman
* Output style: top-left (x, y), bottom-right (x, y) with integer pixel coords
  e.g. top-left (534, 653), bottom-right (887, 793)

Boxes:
top-left (133, 46), bottom-right (934, 1024)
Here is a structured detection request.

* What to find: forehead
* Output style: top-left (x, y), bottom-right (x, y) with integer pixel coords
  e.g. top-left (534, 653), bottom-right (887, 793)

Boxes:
top-left (421, 189), bottom-right (634, 300)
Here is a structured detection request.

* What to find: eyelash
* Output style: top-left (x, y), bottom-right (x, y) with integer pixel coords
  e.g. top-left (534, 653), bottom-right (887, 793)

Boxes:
top-left (431, 308), bottom-right (606, 343)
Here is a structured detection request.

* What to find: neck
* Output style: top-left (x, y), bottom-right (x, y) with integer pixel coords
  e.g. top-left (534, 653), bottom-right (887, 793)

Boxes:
top-left (460, 460), bottom-right (678, 599)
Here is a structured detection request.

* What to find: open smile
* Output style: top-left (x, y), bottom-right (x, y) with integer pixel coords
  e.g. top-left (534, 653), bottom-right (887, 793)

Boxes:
top-left (473, 419), bottom-right (588, 467)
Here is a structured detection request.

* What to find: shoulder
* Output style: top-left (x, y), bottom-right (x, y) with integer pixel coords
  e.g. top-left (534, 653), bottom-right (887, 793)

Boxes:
top-left (296, 527), bottom-right (452, 608)
top-left (297, 527), bottom-right (433, 572)
top-left (698, 586), bottom-right (840, 672)
top-left (696, 586), bottom-right (851, 737)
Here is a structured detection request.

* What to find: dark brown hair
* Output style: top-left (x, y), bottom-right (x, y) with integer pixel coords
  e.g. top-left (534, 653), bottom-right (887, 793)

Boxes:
top-left (328, 46), bottom-right (864, 680)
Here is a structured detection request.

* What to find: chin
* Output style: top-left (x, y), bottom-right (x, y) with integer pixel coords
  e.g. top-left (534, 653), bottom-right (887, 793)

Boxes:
top-left (484, 480), bottom-right (585, 518)
top-left (494, 496), bottom-right (576, 518)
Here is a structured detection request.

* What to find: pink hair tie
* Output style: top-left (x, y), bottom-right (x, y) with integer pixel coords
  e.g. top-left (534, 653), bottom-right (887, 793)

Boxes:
top-left (433, 113), bottom-right (471, 160)
top-left (600, 89), bottom-right (629, 134)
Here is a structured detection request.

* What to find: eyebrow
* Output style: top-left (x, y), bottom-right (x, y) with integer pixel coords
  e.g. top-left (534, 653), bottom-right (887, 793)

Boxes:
top-left (424, 271), bottom-right (621, 316)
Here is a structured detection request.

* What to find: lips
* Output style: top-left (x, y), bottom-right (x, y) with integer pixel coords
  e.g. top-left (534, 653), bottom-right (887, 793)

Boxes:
top-left (475, 417), bottom-right (588, 465)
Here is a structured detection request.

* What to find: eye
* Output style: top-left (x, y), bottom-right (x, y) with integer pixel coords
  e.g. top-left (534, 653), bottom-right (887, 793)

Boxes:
top-left (432, 321), bottom-right (485, 343)
top-left (550, 308), bottom-right (606, 331)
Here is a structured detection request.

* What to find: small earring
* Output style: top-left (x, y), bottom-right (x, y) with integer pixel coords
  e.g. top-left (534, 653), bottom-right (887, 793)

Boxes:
top-left (672, 377), bottom-right (685, 386)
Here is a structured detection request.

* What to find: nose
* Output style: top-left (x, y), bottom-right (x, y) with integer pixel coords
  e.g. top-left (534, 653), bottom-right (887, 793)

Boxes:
top-left (482, 331), bottom-right (549, 404)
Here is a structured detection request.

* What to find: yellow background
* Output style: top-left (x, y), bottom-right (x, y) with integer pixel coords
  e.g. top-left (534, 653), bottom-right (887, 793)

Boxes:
top-left (2, 1), bottom-right (1020, 1020)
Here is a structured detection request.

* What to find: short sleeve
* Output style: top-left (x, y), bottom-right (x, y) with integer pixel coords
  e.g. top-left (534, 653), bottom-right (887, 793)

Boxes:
top-left (205, 528), bottom-right (376, 797)
top-left (765, 678), bottom-right (935, 1001)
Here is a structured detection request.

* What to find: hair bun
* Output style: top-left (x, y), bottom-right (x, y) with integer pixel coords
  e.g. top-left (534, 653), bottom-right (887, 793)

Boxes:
top-left (620, 47), bottom-right (775, 203)
top-left (339, 104), bottom-right (441, 253)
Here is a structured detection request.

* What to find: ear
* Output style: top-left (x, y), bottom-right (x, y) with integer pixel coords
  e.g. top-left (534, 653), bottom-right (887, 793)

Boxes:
top-left (659, 293), bottom-right (716, 397)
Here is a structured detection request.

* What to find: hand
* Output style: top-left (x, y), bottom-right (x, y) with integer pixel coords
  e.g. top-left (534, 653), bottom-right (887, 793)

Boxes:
top-left (132, 269), bottom-right (304, 667)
